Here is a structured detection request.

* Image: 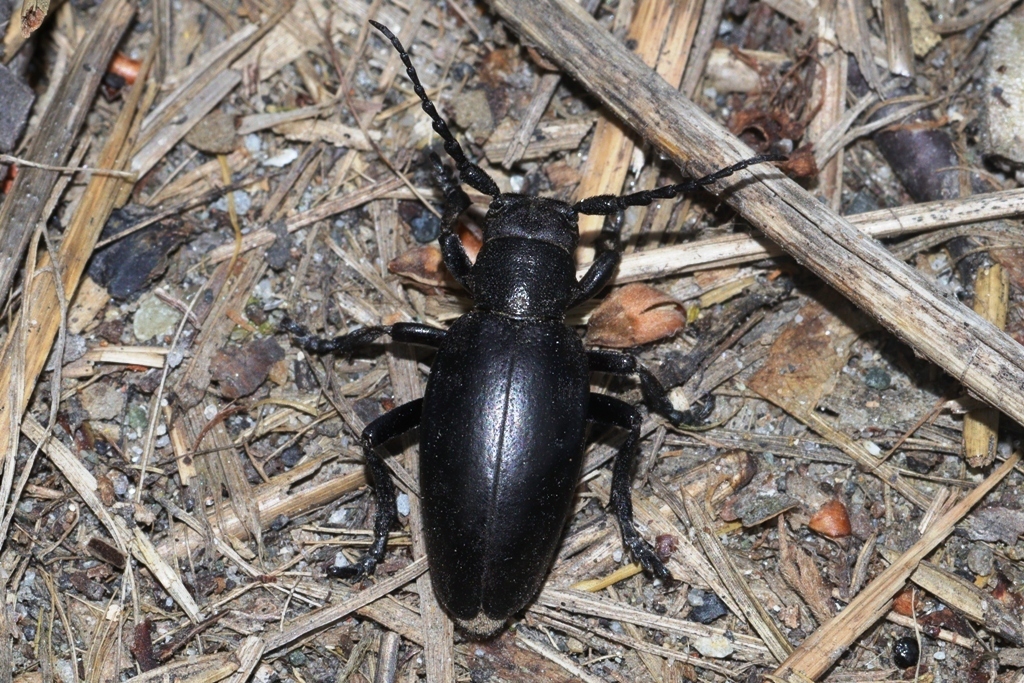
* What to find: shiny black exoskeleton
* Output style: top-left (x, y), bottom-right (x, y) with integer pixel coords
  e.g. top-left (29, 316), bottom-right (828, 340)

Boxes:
top-left (892, 636), bottom-right (920, 668)
top-left (283, 21), bottom-right (779, 637)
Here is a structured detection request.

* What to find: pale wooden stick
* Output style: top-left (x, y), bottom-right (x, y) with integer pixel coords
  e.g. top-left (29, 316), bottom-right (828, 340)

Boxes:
top-left (806, 0), bottom-right (846, 210)
top-left (653, 478), bottom-right (792, 663)
top-left (881, 0), bottom-right (914, 76)
top-left (22, 414), bottom-right (201, 620)
top-left (0, 27), bottom-right (150, 561)
top-left (264, 557), bottom-right (427, 651)
top-left (607, 187), bottom-right (1024, 283)
top-left (0, 154), bottom-right (137, 179)
top-left (488, 0), bottom-right (1024, 431)
top-left (574, 0), bottom-right (676, 260)
top-left (535, 588), bottom-right (772, 662)
top-left (122, 653), bottom-right (238, 682)
top-left (963, 263), bottom-right (1009, 467)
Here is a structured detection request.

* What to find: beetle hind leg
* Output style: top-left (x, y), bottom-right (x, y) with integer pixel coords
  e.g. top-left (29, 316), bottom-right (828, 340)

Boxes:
top-left (589, 393), bottom-right (672, 582)
top-left (328, 399), bottom-right (423, 580)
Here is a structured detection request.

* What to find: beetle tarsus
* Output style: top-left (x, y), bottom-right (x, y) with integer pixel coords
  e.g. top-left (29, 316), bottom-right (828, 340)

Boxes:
top-left (327, 556), bottom-right (378, 580)
top-left (280, 316), bottom-right (392, 356)
top-left (591, 393), bottom-right (675, 583)
top-left (587, 349), bottom-right (712, 427)
top-left (624, 534), bottom-right (673, 582)
top-left (326, 401), bottom-right (422, 582)
top-left (667, 393), bottom-right (716, 427)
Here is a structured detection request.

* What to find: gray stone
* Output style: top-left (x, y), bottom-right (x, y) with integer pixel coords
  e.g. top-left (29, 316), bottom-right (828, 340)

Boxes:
top-left (0, 61), bottom-right (34, 153)
top-left (133, 293), bottom-right (181, 341)
top-left (967, 543), bottom-right (995, 577)
top-left (79, 381), bottom-right (126, 421)
top-left (185, 109), bottom-right (236, 154)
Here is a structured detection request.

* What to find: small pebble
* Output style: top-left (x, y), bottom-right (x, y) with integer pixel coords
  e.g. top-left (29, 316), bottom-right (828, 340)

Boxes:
top-left (692, 634), bottom-right (734, 658)
top-left (863, 367), bottom-right (891, 391)
top-left (396, 492), bottom-right (410, 516)
top-left (288, 650), bottom-right (307, 667)
top-left (409, 210), bottom-right (440, 243)
top-left (892, 636), bottom-right (919, 668)
top-left (933, 650), bottom-right (945, 661)
top-left (688, 589), bottom-right (728, 623)
top-left (264, 149), bottom-right (298, 167)
top-left (566, 637), bottom-right (585, 654)
top-left (328, 509), bottom-right (348, 525)
top-left (967, 543), bottom-right (994, 576)
top-left (133, 294), bottom-right (181, 341)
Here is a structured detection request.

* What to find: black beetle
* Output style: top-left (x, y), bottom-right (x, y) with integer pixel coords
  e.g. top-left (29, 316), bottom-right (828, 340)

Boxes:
top-left (283, 21), bottom-right (779, 637)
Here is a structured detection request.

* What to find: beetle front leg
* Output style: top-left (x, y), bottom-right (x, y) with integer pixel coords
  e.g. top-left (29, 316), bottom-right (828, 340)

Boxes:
top-left (589, 393), bottom-right (672, 582)
top-left (430, 153), bottom-right (474, 292)
top-left (587, 349), bottom-right (714, 427)
top-left (569, 218), bottom-right (624, 307)
top-left (329, 399), bottom-right (423, 580)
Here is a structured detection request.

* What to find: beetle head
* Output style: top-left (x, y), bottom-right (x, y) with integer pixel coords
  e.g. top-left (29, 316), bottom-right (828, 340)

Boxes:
top-left (482, 194), bottom-right (580, 253)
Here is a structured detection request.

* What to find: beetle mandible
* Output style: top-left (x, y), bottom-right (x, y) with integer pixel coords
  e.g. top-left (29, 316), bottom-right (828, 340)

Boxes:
top-left (283, 21), bottom-right (780, 637)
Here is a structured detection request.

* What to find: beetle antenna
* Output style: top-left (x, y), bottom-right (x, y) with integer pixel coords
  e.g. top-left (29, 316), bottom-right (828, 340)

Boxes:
top-left (370, 20), bottom-right (501, 198)
top-left (573, 153), bottom-right (783, 215)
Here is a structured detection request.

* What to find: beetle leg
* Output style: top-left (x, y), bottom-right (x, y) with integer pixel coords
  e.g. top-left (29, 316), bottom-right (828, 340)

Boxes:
top-left (429, 153), bottom-right (474, 292)
top-left (329, 399), bottom-right (423, 580)
top-left (570, 214), bottom-right (624, 307)
top-left (589, 393), bottom-right (672, 582)
top-left (587, 349), bottom-right (715, 427)
top-left (282, 318), bottom-right (446, 354)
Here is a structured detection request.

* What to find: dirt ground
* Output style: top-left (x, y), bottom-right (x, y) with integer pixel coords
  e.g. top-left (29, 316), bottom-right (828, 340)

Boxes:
top-left (1, 0), bottom-right (1024, 680)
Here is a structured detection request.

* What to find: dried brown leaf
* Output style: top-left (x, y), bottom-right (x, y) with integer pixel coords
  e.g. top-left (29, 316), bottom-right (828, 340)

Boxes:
top-left (585, 283), bottom-right (686, 348)
top-left (389, 245), bottom-right (446, 286)
top-left (778, 516), bottom-right (836, 624)
top-left (210, 337), bottom-right (285, 399)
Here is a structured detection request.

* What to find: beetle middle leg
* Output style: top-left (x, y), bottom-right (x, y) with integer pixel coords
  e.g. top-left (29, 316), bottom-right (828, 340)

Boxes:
top-left (329, 398), bottom-right (423, 580)
top-left (281, 318), bottom-right (442, 579)
top-left (589, 392), bottom-right (672, 581)
top-left (282, 318), bottom-right (446, 354)
top-left (587, 349), bottom-right (714, 427)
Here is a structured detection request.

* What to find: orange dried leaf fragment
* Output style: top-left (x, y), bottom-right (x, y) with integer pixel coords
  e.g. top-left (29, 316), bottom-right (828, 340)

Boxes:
top-left (109, 53), bottom-right (143, 85)
top-left (808, 498), bottom-right (852, 538)
top-left (585, 283), bottom-right (686, 348)
top-left (893, 588), bottom-right (921, 616)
